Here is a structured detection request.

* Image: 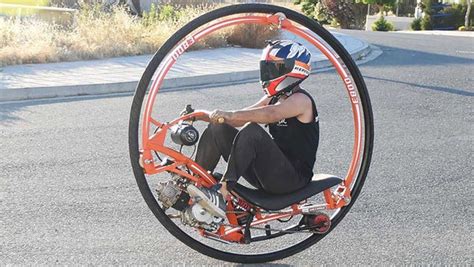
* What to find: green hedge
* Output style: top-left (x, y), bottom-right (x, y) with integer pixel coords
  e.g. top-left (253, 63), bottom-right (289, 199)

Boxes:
top-left (372, 16), bottom-right (394, 31)
top-left (411, 18), bottom-right (422, 30)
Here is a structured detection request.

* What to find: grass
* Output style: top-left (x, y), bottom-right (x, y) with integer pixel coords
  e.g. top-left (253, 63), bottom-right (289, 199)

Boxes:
top-left (0, 4), bottom-right (280, 67)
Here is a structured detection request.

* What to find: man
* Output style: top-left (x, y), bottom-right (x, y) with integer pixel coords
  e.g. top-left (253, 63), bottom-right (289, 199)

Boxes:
top-left (188, 40), bottom-right (319, 219)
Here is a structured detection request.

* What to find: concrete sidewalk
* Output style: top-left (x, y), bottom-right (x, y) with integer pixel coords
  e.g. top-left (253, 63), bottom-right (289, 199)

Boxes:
top-left (0, 31), bottom-right (372, 101)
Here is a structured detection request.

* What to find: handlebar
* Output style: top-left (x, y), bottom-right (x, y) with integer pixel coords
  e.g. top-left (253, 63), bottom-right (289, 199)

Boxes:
top-left (174, 105), bottom-right (225, 125)
top-left (169, 111), bottom-right (209, 125)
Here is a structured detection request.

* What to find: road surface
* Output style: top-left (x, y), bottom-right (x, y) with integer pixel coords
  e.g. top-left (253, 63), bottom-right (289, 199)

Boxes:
top-left (1, 31), bottom-right (473, 265)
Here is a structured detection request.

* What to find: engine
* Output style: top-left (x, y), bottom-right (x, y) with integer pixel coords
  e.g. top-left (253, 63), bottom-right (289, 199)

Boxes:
top-left (155, 178), bottom-right (223, 232)
top-left (181, 203), bottom-right (224, 232)
top-left (155, 180), bottom-right (189, 211)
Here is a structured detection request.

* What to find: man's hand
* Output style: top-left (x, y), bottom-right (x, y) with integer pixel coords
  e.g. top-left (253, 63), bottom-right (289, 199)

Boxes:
top-left (192, 110), bottom-right (211, 122)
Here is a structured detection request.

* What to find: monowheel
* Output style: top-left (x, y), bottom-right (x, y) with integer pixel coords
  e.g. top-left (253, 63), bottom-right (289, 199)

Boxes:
top-left (129, 4), bottom-right (374, 263)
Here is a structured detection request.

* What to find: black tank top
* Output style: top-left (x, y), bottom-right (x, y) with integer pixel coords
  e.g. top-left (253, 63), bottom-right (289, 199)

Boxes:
top-left (268, 89), bottom-right (319, 181)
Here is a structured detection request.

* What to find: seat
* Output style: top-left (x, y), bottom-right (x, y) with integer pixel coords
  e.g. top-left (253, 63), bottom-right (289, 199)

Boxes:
top-left (233, 174), bottom-right (343, 211)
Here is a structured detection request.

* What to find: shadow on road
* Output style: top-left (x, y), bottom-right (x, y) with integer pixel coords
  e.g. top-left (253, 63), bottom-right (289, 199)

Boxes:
top-left (0, 93), bottom-right (132, 125)
top-left (364, 75), bottom-right (474, 97)
top-left (370, 45), bottom-right (474, 67)
top-left (361, 44), bottom-right (474, 96)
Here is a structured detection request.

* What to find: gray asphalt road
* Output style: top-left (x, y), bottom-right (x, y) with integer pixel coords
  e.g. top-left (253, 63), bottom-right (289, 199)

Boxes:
top-left (1, 31), bottom-right (473, 265)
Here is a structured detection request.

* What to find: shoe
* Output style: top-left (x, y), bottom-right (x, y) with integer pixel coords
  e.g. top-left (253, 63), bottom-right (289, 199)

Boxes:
top-left (235, 207), bottom-right (250, 226)
top-left (187, 184), bottom-right (227, 219)
top-left (212, 172), bottom-right (223, 182)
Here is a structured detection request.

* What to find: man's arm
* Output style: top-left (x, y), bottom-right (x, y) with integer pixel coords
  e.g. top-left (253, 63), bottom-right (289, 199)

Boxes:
top-left (213, 93), bottom-right (311, 125)
top-left (222, 95), bottom-right (271, 127)
top-left (244, 95), bottom-right (271, 110)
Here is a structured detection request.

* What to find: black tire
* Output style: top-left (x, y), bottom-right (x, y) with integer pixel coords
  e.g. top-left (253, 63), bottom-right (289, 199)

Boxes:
top-left (129, 4), bottom-right (374, 263)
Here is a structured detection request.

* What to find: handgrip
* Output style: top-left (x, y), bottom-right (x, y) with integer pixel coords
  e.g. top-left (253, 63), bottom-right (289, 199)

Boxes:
top-left (180, 104), bottom-right (194, 116)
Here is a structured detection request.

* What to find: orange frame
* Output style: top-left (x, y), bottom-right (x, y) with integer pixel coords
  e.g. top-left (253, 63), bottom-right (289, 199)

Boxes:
top-left (139, 14), bottom-right (364, 243)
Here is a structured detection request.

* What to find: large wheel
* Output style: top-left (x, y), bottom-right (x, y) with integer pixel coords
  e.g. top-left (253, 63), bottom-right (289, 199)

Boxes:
top-left (129, 4), bottom-right (373, 263)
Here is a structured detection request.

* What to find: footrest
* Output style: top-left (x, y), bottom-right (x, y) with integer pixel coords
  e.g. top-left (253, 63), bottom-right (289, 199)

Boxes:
top-left (233, 174), bottom-right (343, 211)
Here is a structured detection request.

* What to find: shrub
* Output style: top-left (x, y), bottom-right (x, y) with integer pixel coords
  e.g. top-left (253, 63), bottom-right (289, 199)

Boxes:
top-left (295, 0), bottom-right (367, 29)
top-left (329, 18), bottom-right (340, 28)
top-left (159, 4), bottom-right (176, 21)
top-left (328, 0), bottom-right (368, 29)
top-left (226, 24), bottom-right (279, 49)
top-left (421, 0), bottom-right (433, 30)
top-left (294, 0), bottom-right (318, 18)
top-left (294, 0), bottom-right (335, 25)
top-left (141, 3), bottom-right (158, 27)
top-left (371, 16), bottom-right (394, 31)
top-left (356, 0), bottom-right (397, 14)
top-left (142, 4), bottom-right (179, 25)
top-left (458, 25), bottom-right (473, 30)
top-left (315, 1), bottom-right (332, 24)
top-left (421, 16), bottom-right (433, 30)
top-left (411, 18), bottom-right (422, 30)
top-left (439, 4), bottom-right (466, 29)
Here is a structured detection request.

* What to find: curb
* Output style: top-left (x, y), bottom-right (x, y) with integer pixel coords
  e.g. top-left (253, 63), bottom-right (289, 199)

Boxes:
top-left (0, 40), bottom-right (373, 102)
top-left (396, 30), bottom-right (474, 37)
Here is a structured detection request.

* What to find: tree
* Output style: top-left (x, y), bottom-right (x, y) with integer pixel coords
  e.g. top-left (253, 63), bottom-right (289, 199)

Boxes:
top-left (466, 0), bottom-right (472, 28)
top-left (295, 0), bottom-right (367, 29)
top-left (321, 0), bottom-right (354, 28)
top-left (356, 0), bottom-right (396, 13)
top-left (351, 0), bottom-right (396, 30)
top-left (294, 0), bottom-right (319, 18)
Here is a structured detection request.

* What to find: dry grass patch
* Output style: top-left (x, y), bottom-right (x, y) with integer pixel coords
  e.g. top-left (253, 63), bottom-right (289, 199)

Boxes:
top-left (0, 5), bottom-right (188, 66)
top-left (227, 24), bottom-right (279, 49)
top-left (0, 4), bottom-right (282, 67)
top-left (0, 19), bottom-right (60, 65)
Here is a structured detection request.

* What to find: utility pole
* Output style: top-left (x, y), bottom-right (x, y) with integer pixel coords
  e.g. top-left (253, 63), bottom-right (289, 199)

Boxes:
top-left (396, 0), bottom-right (399, 16)
top-left (366, 3), bottom-right (371, 30)
top-left (466, 0), bottom-right (472, 28)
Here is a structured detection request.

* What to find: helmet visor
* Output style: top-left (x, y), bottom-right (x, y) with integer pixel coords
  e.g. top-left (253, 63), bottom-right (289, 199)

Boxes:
top-left (260, 60), bottom-right (295, 82)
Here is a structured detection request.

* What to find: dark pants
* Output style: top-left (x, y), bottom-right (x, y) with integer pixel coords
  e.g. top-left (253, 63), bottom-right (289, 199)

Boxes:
top-left (195, 123), bottom-right (308, 194)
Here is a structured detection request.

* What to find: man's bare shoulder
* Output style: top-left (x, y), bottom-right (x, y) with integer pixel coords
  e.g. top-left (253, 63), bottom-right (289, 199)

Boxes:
top-left (289, 91), bottom-right (312, 106)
